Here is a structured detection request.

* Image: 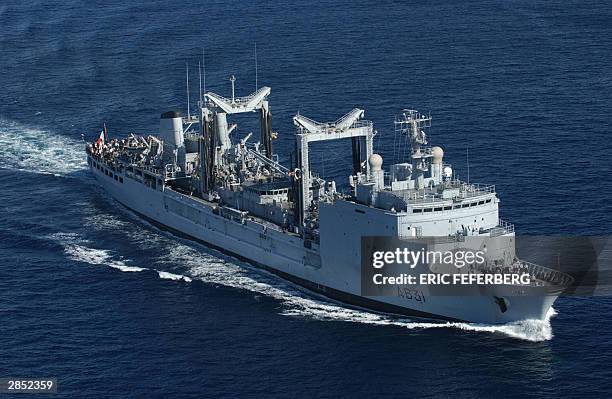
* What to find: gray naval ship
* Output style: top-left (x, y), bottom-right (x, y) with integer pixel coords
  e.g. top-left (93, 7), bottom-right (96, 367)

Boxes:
top-left (86, 78), bottom-right (573, 324)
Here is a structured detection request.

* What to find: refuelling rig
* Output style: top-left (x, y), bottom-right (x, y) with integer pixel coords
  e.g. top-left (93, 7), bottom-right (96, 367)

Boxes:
top-left (147, 77), bottom-right (383, 240)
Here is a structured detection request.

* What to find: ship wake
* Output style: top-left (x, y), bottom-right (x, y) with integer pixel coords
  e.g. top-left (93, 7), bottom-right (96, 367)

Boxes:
top-left (0, 118), bottom-right (87, 176)
top-left (50, 232), bottom-right (193, 282)
top-left (283, 304), bottom-right (556, 342)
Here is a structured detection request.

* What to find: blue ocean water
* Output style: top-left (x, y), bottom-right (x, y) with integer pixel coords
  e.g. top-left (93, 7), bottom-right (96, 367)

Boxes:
top-left (1, 0), bottom-right (611, 397)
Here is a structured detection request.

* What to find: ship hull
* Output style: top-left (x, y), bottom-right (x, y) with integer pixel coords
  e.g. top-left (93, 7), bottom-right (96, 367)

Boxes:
top-left (88, 158), bottom-right (559, 324)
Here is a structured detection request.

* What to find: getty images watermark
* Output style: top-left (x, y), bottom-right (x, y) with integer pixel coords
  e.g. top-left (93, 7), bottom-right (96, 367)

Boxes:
top-left (371, 247), bottom-right (532, 286)
top-left (359, 235), bottom-right (611, 297)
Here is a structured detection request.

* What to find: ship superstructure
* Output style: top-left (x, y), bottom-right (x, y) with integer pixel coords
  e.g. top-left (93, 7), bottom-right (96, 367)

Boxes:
top-left (86, 77), bottom-right (572, 323)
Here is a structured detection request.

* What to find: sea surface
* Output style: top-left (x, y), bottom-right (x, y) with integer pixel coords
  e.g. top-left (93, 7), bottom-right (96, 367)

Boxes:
top-left (1, 1), bottom-right (611, 397)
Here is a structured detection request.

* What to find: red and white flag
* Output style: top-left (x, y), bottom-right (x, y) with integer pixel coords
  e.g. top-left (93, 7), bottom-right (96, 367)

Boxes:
top-left (96, 130), bottom-right (105, 147)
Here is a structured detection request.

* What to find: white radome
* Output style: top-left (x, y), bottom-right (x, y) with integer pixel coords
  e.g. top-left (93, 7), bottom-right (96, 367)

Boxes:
top-left (443, 166), bottom-right (453, 178)
top-left (431, 146), bottom-right (444, 164)
top-left (368, 153), bottom-right (383, 171)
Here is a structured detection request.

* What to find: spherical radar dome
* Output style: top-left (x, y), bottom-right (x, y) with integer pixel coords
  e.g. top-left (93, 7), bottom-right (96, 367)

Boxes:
top-left (368, 153), bottom-right (383, 171)
top-left (431, 146), bottom-right (444, 164)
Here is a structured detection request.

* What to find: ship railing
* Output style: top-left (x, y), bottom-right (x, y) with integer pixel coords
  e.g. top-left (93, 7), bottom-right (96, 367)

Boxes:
top-left (489, 218), bottom-right (515, 237)
top-left (164, 164), bottom-right (182, 179)
top-left (399, 190), bottom-right (497, 205)
top-left (184, 131), bottom-right (201, 141)
top-left (464, 183), bottom-right (496, 194)
top-left (182, 115), bottom-right (200, 124)
top-left (349, 120), bottom-right (373, 129)
top-left (471, 260), bottom-right (574, 287)
top-left (138, 165), bottom-right (163, 175)
top-left (416, 146), bottom-right (433, 156)
top-left (518, 260), bottom-right (575, 287)
top-left (444, 180), bottom-right (496, 194)
top-left (298, 117), bottom-right (373, 134)
top-left (469, 183), bottom-right (495, 193)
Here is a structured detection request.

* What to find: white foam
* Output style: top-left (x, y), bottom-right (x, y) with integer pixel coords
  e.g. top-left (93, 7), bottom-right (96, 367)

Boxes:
top-left (50, 231), bottom-right (148, 272)
top-left (284, 305), bottom-right (556, 342)
top-left (49, 232), bottom-right (199, 284)
top-left (63, 243), bottom-right (147, 272)
top-left (157, 271), bottom-right (192, 282)
top-left (0, 118), bottom-right (87, 175)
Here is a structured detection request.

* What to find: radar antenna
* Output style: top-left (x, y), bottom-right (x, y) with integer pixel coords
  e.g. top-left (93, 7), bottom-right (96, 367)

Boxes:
top-left (395, 109), bottom-right (432, 190)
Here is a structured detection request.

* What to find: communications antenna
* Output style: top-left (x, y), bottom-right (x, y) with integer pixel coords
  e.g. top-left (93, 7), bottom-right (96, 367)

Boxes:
top-left (198, 60), bottom-right (202, 106)
top-left (230, 75), bottom-right (236, 103)
top-left (202, 48), bottom-right (206, 95)
top-left (186, 63), bottom-right (190, 119)
top-left (254, 42), bottom-right (258, 91)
